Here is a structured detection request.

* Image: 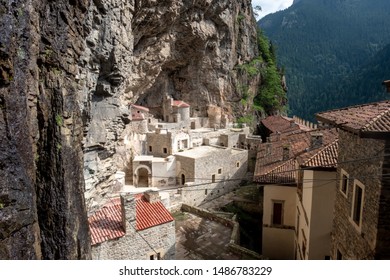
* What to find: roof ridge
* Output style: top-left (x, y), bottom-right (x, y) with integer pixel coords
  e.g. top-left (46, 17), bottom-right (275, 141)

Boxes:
top-left (263, 158), bottom-right (296, 176)
top-left (316, 100), bottom-right (390, 115)
top-left (302, 139), bottom-right (339, 167)
top-left (362, 107), bottom-right (390, 132)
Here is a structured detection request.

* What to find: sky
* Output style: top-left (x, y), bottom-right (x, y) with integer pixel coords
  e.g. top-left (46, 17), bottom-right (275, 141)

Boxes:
top-left (252, 0), bottom-right (294, 19)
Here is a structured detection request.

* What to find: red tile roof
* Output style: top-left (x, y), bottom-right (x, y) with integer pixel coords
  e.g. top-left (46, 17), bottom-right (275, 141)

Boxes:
top-left (254, 129), bottom-right (338, 184)
top-left (88, 199), bottom-right (125, 246)
top-left (88, 194), bottom-right (174, 245)
top-left (136, 194), bottom-right (174, 231)
top-left (261, 115), bottom-right (311, 134)
top-left (255, 158), bottom-right (297, 184)
top-left (301, 140), bottom-right (339, 168)
top-left (261, 115), bottom-right (294, 134)
top-left (316, 101), bottom-right (390, 134)
top-left (172, 100), bottom-right (190, 108)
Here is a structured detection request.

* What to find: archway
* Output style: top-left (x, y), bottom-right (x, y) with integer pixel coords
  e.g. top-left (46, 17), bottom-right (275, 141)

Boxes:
top-left (137, 168), bottom-right (149, 188)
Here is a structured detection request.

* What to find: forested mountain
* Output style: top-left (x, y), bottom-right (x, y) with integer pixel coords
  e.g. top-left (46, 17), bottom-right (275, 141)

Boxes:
top-left (259, 0), bottom-right (390, 120)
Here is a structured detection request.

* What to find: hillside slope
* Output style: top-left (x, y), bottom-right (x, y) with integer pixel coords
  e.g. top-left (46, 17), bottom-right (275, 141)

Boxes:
top-left (259, 0), bottom-right (390, 120)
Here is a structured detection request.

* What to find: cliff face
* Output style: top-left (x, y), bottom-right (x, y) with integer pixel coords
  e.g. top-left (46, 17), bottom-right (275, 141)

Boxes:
top-left (81, 0), bottom-right (259, 210)
top-left (0, 0), bottom-right (259, 259)
top-left (0, 0), bottom-right (91, 259)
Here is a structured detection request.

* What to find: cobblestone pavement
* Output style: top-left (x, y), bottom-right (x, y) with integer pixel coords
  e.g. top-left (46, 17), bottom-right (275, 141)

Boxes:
top-left (174, 212), bottom-right (240, 260)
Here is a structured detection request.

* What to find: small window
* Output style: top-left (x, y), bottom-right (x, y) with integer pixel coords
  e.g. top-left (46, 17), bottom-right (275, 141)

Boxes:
top-left (163, 147), bottom-right (167, 154)
top-left (340, 169), bottom-right (349, 197)
top-left (351, 180), bottom-right (364, 228)
top-left (149, 146), bottom-right (152, 152)
top-left (211, 174), bottom-right (216, 183)
top-left (150, 255), bottom-right (154, 260)
top-left (157, 253), bottom-right (161, 260)
top-left (236, 162), bottom-right (240, 168)
top-left (205, 189), bottom-right (208, 195)
top-left (272, 201), bottom-right (283, 226)
top-left (218, 168), bottom-right (222, 174)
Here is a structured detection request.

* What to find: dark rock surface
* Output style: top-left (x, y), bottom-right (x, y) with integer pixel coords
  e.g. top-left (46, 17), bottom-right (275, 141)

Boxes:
top-left (0, 0), bottom-right (90, 259)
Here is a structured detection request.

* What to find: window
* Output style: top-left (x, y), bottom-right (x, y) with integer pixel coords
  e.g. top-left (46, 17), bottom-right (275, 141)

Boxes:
top-left (211, 174), bottom-right (216, 183)
top-left (218, 168), bottom-right (222, 174)
top-left (351, 180), bottom-right (364, 228)
top-left (149, 146), bottom-right (152, 152)
top-left (205, 189), bottom-right (208, 195)
top-left (163, 147), bottom-right (167, 154)
top-left (340, 169), bottom-right (349, 197)
top-left (236, 161), bottom-right (240, 168)
top-left (272, 201), bottom-right (284, 225)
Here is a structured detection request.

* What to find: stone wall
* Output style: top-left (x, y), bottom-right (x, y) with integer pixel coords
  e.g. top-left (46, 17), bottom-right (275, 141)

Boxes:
top-left (176, 147), bottom-right (248, 206)
top-left (331, 130), bottom-right (386, 259)
top-left (91, 221), bottom-right (175, 260)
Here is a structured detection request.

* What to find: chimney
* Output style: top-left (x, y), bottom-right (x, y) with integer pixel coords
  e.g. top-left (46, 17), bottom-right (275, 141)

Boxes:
top-left (144, 190), bottom-right (161, 204)
top-left (121, 194), bottom-right (136, 233)
top-left (310, 132), bottom-right (323, 149)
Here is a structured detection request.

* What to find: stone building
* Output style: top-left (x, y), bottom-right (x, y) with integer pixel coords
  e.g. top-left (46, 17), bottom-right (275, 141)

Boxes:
top-left (89, 192), bottom-right (175, 260)
top-left (316, 100), bottom-right (390, 260)
top-left (175, 145), bottom-right (248, 206)
top-left (254, 127), bottom-right (338, 259)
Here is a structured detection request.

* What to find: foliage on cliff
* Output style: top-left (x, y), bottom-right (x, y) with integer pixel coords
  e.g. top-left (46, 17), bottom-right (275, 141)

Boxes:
top-left (236, 28), bottom-right (286, 123)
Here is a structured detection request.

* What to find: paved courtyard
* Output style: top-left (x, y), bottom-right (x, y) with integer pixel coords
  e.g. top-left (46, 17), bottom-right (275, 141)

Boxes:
top-left (174, 212), bottom-right (240, 260)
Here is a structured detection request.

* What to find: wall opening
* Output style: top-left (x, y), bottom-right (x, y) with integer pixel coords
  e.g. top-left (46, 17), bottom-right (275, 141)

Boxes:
top-left (181, 174), bottom-right (186, 185)
top-left (137, 168), bottom-right (149, 187)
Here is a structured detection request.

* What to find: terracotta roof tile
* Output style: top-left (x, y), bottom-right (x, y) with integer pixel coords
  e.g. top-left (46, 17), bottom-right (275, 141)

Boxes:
top-left (254, 128), bottom-right (338, 184)
top-left (301, 140), bottom-right (339, 168)
top-left (316, 101), bottom-right (390, 134)
top-left (88, 200), bottom-right (125, 246)
top-left (255, 159), bottom-right (297, 184)
top-left (172, 100), bottom-right (190, 108)
top-left (261, 115), bottom-right (311, 134)
top-left (135, 194), bottom-right (174, 231)
top-left (261, 115), bottom-right (294, 133)
top-left (88, 195), bottom-right (174, 245)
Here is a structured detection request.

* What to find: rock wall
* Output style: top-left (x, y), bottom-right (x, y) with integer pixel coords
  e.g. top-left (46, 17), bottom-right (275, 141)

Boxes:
top-left (81, 0), bottom-right (260, 211)
top-left (0, 0), bottom-right (91, 259)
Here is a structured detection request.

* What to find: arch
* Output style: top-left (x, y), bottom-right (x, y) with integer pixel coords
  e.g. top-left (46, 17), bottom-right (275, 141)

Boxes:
top-left (134, 165), bottom-right (152, 188)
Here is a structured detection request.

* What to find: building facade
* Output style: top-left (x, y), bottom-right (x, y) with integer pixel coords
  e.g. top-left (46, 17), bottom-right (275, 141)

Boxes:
top-left (317, 101), bottom-right (390, 259)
